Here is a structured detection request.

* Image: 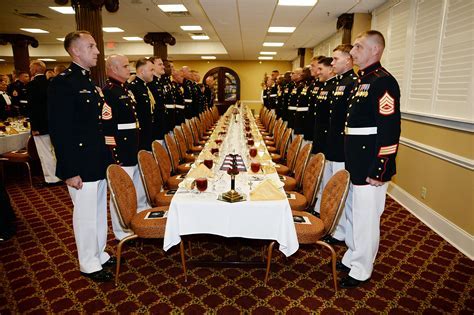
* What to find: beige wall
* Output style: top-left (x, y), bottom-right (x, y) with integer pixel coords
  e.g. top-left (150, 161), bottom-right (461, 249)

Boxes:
top-left (351, 13), bottom-right (372, 41)
top-left (393, 121), bottom-right (474, 234)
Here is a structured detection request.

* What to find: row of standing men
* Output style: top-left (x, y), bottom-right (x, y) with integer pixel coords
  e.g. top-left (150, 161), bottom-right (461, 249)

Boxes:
top-left (262, 34), bottom-right (401, 289)
top-left (45, 30), bottom-right (215, 282)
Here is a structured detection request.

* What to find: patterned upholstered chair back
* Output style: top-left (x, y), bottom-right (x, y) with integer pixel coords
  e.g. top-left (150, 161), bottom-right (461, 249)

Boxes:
top-left (173, 127), bottom-right (188, 158)
top-left (107, 164), bottom-right (137, 230)
top-left (152, 140), bottom-right (172, 181)
top-left (320, 170), bottom-right (350, 236)
top-left (278, 128), bottom-right (292, 157)
top-left (286, 135), bottom-right (303, 172)
top-left (138, 150), bottom-right (164, 205)
top-left (301, 153), bottom-right (325, 207)
top-left (293, 143), bottom-right (313, 189)
top-left (164, 134), bottom-right (181, 173)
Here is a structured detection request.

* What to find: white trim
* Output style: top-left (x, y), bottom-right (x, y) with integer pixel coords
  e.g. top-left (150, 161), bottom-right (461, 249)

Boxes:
top-left (241, 100), bottom-right (262, 104)
top-left (402, 112), bottom-right (474, 133)
top-left (387, 183), bottom-right (473, 260)
top-left (399, 137), bottom-right (474, 170)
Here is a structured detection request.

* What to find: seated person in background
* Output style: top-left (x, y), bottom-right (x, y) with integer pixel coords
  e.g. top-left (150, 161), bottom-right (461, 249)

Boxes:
top-left (0, 74), bottom-right (12, 120)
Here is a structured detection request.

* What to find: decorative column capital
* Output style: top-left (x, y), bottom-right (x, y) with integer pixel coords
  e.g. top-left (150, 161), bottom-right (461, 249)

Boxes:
top-left (144, 32), bottom-right (176, 47)
top-left (337, 13), bottom-right (354, 31)
top-left (0, 34), bottom-right (39, 48)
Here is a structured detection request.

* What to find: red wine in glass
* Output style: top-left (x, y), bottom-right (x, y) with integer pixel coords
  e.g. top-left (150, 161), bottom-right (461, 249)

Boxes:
top-left (251, 162), bottom-right (261, 173)
top-left (195, 178), bottom-right (208, 192)
top-left (249, 147), bottom-right (257, 158)
top-left (211, 147), bottom-right (219, 155)
top-left (247, 139), bottom-right (254, 146)
top-left (204, 159), bottom-right (213, 169)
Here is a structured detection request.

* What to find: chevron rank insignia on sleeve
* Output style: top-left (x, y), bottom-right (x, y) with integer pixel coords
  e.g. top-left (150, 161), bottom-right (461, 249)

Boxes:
top-left (378, 144), bottom-right (398, 156)
top-left (102, 103), bottom-right (112, 120)
top-left (379, 92), bottom-right (395, 115)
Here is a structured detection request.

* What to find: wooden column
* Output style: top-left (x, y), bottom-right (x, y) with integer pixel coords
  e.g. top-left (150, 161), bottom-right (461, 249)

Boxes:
top-left (297, 48), bottom-right (305, 68)
top-left (0, 34), bottom-right (38, 72)
top-left (337, 13), bottom-right (354, 44)
top-left (72, 1), bottom-right (107, 86)
top-left (144, 32), bottom-right (176, 60)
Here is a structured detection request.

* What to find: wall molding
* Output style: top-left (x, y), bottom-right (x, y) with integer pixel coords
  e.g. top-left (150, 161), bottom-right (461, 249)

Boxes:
top-left (399, 137), bottom-right (474, 171)
top-left (387, 183), bottom-right (473, 260)
top-left (402, 112), bottom-right (474, 133)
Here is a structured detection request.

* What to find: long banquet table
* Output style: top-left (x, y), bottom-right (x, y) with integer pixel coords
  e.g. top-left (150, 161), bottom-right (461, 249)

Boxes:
top-left (163, 106), bottom-right (299, 258)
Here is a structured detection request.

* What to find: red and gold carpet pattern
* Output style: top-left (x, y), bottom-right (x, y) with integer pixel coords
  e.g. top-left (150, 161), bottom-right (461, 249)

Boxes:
top-left (1, 178), bottom-right (473, 313)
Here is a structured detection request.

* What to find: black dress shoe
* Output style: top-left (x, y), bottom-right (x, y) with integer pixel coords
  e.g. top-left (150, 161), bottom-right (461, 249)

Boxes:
top-left (80, 269), bottom-right (113, 282)
top-left (322, 235), bottom-right (344, 245)
top-left (340, 275), bottom-right (369, 288)
top-left (102, 256), bottom-right (124, 268)
top-left (336, 261), bottom-right (350, 273)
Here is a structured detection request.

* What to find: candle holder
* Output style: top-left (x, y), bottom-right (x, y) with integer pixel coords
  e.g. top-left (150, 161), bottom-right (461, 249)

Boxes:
top-left (219, 167), bottom-right (246, 203)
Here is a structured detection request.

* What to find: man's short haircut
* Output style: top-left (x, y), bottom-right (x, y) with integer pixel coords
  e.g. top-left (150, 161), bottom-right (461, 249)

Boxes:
top-left (17, 70), bottom-right (29, 76)
top-left (311, 55), bottom-right (326, 62)
top-left (64, 30), bottom-right (91, 53)
top-left (30, 60), bottom-right (46, 71)
top-left (333, 44), bottom-right (353, 54)
top-left (136, 58), bottom-right (152, 70)
top-left (357, 30), bottom-right (385, 48)
top-left (318, 57), bottom-right (333, 67)
top-left (272, 70), bottom-right (279, 73)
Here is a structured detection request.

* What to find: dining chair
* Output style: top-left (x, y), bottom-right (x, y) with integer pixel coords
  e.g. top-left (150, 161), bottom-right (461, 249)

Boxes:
top-left (286, 153), bottom-right (325, 211)
top-left (151, 140), bottom-right (183, 190)
top-left (270, 128), bottom-right (292, 163)
top-left (291, 169), bottom-right (350, 291)
top-left (137, 150), bottom-right (173, 207)
top-left (181, 123), bottom-right (203, 154)
top-left (164, 134), bottom-right (192, 174)
top-left (107, 164), bottom-right (187, 286)
top-left (280, 142), bottom-right (312, 191)
top-left (173, 127), bottom-right (195, 162)
top-left (0, 136), bottom-right (39, 187)
top-left (263, 119), bottom-right (282, 146)
top-left (274, 135), bottom-right (303, 176)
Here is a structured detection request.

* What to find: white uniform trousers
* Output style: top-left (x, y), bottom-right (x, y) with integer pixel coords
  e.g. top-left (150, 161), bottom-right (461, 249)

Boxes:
top-left (33, 135), bottom-right (61, 183)
top-left (313, 160), bottom-right (350, 241)
top-left (68, 179), bottom-right (110, 273)
top-left (342, 182), bottom-right (388, 281)
top-left (110, 164), bottom-right (150, 240)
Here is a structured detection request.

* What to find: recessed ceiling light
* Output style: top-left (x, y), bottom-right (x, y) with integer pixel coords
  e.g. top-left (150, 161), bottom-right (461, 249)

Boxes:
top-left (191, 35), bottom-right (210, 40)
top-left (123, 37), bottom-right (142, 41)
top-left (181, 25), bottom-right (202, 31)
top-left (260, 51), bottom-right (277, 55)
top-left (39, 58), bottom-right (56, 62)
top-left (278, 0), bottom-right (318, 6)
top-left (102, 27), bottom-right (124, 33)
top-left (49, 6), bottom-right (75, 14)
top-left (201, 56), bottom-right (216, 60)
top-left (268, 27), bottom-right (296, 33)
top-left (56, 37), bottom-right (65, 41)
top-left (263, 42), bottom-right (284, 47)
top-left (20, 28), bottom-right (49, 34)
top-left (258, 56), bottom-right (273, 60)
top-left (158, 4), bottom-right (188, 12)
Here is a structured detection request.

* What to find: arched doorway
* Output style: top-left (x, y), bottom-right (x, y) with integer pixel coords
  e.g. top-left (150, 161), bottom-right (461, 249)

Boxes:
top-left (203, 67), bottom-right (240, 114)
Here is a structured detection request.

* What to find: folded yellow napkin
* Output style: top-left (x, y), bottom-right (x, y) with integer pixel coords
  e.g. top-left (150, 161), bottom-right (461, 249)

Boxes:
top-left (187, 164), bottom-right (214, 179)
top-left (178, 178), bottom-right (195, 189)
top-left (6, 127), bottom-right (18, 135)
top-left (208, 141), bottom-right (219, 149)
top-left (199, 150), bottom-right (215, 161)
top-left (260, 152), bottom-right (272, 161)
top-left (250, 179), bottom-right (286, 201)
top-left (262, 165), bottom-right (276, 174)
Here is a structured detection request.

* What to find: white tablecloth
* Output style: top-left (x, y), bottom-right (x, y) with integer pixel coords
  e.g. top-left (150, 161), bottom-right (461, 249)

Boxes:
top-left (0, 132), bottom-right (29, 154)
top-left (163, 107), bottom-right (299, 257)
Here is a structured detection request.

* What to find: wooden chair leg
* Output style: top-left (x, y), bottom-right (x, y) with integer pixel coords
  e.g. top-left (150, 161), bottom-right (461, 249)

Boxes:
top-left (264, 241), bottom-right (276, 284)
top-left (180, 241), bottom-right (188, 282)
top-left (316, 240), bottom-right (338, 292)
top-left (115, 234), bottom-right (138, 286)
top-left (25, 162), bottom-right (32, 187)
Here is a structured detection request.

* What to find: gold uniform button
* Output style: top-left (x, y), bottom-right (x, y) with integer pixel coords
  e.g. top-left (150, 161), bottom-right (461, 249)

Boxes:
top-left (86, 99), bottom-right (90, 103)
top-left (378, 167), bottom-right (382, 170)
top-left (362, 146), bottom-right (366, 149)
top-left (124, 137), bottom-right (127, 141)
top-left (79, 143), bottom-right (83, 146)
top-left (380, 159), bottom-right (384, 162)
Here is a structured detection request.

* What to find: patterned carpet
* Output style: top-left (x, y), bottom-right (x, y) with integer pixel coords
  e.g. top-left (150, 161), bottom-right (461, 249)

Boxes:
top-left (0, 176), bottom-right (473, 314)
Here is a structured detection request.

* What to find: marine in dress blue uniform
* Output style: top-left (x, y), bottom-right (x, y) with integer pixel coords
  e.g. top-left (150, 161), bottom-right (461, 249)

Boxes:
top-left (340, 31), bottom-right (401, 289)
top-left (48, 31), bottom-right (113, 282)
top-left (102, 54), bottom-right (151, 241)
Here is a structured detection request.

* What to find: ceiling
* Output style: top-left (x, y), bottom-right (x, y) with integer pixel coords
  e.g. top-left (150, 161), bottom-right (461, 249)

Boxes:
top-left (0, 0), bottom-right (386, 62)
